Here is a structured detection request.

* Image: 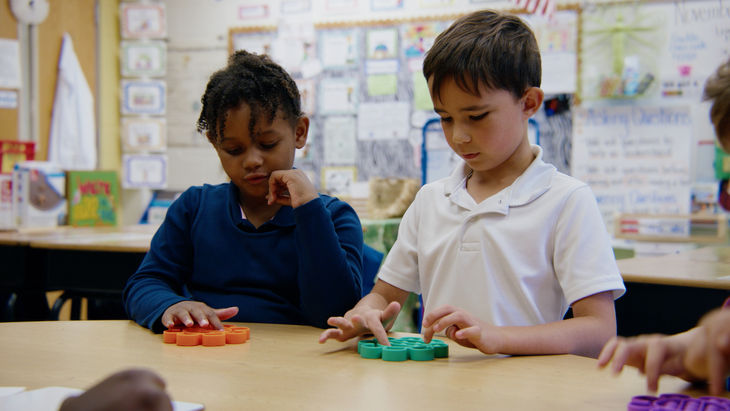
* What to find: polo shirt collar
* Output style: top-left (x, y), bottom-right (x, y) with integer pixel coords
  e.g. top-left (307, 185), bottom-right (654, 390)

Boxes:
top-left (227, 182), bottom-right (296, 230)
top-left (444, 144), bottom-right (556, 208)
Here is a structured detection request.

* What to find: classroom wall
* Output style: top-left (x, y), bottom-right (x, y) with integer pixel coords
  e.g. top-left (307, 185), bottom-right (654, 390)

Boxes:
top-left (0, 1), bottom-right (19, 142)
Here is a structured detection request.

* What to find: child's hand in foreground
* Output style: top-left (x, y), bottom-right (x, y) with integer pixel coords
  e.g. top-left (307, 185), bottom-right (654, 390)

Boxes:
top-left (318, 301), bottom-right (401, 345)
top-left (422, 305), bottom-right (503, 354)
top-left (161, 301), bottom-right (239, 330)
top-left (60, 368), bottom-right (172, 411)
top-left (598, 308), bottom-right (730, 395)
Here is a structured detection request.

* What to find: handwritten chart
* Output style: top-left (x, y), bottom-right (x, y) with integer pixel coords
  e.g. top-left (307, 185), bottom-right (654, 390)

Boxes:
top-left (572, 105), bottom-right (693, 227)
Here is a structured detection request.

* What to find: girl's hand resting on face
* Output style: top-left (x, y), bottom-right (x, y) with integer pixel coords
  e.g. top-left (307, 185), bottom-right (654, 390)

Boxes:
top-left (267, 169), bottom-right (318, 209)
top-left (421, 305), bottom-right (504, 354)
top-left (161, 301), bottom-right (239, 330)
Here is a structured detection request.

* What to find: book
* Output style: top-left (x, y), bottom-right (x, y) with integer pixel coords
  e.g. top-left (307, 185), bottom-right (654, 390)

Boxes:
top-left (67, 170), bottom-right (119, 227)
top-left (12, 161), bottom-right (66, 228)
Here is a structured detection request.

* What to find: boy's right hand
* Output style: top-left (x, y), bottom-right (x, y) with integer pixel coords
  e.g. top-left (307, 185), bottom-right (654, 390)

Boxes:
top-left (161, 301), bottom-right (239, 330)
top-left (318, 301), bottom-right (401, 345)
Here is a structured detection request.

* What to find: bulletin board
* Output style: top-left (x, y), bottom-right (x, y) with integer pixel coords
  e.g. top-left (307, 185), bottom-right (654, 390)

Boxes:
top-left (227, 8), bottom-right (580, 196)
top-left (572, 0), bottom-right (730, 227)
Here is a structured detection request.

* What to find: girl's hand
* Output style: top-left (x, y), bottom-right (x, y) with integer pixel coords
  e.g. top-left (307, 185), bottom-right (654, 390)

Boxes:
top-left (161, 301), bottom-right (239, 330)
top-left (267, 169), bottom-right (318, 208)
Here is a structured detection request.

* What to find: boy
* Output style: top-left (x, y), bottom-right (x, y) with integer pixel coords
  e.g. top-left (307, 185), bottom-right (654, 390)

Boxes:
top-left (598, 58), bottom-right (730, 394)
top-left (124, 51), bottom-right (363, 333)
top-left (319, 9), bottom-right (625, 358)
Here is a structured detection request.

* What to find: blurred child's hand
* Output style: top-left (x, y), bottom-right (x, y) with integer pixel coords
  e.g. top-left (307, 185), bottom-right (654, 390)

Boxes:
top-left (597, 332), bottom-right (694, 391)
top-left (318, 301), bottom-right (401, 345)
top-left (60, 368), bottom-right (172, 411)
top-left (267, 169), bottom-right (318, 208)
top-left (684, 308), bottom-right (730, 395)
top-left (422, 305), bottom-right (504, 354)
top-left (161, 301), bottom-right (239, 330)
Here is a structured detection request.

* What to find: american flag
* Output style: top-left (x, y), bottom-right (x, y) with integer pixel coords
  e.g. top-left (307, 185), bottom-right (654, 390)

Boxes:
top-left (511, 0), bottom-right (556, 19)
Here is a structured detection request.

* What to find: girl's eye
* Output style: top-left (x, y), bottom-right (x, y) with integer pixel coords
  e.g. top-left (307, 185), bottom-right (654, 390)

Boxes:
top-left (469, 112), bottom-right (488, 121)
top-left (224, 148), bottom-right (242, 155)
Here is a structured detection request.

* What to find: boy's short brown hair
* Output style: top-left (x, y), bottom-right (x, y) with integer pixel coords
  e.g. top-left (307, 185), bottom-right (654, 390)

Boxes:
top-left (703, 58), bottom-right (730, 148)
top-left (423, 9), bottom-right (541, 100)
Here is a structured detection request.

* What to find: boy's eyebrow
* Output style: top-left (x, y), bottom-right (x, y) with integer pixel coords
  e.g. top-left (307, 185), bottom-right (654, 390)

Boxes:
top-left (434, 104), bottom-right (490, 114)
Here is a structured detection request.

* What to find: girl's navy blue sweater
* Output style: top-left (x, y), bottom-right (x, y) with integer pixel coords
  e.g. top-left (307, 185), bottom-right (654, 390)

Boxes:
top-left (123, 182), bottom-right (363, 332)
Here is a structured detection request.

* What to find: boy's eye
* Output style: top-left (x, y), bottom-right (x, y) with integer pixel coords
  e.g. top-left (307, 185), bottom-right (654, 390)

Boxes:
top-left (469, 112), bottom-right (488, 121)
top-left (260, 142), bottom-right (278, 150)
top-left (439, 116), bottom-right (453, 123)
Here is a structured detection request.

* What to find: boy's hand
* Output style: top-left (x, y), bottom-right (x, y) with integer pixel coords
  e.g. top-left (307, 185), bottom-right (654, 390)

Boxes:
top-left (267, 169), bottom-right (318, 208)
top-left (422, 305), bottom-right (503, 354)
top-left (60, 368), bottom-right (172, 411)
top-left (685, 308), bottom-right (730, 395)
top-left (597, 332), bottom-right (695, 391)
top-left (318, 301), bottom-right (401, 345)
top-left (161, 301), bottom-right (239, 330)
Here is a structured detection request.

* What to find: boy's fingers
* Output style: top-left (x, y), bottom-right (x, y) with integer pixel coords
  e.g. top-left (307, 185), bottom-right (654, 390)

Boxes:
top-left (644, 344), bottom-right (667, 392)
top-left (318, 328), bottom-right (343, 343)
top-left (609, 342), bottom-right (631, 375)
top-left (597, 337), bottom-right (619, 367)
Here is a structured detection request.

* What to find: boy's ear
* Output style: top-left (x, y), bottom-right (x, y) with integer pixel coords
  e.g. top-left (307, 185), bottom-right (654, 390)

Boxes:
top-left (522, 87), bottom-right (544, 118)
top-left (294, 116), bottom-right (310, 149)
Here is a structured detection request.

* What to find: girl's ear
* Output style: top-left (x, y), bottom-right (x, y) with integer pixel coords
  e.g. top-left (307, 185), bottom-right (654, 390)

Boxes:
top-left (294, 116), bottom-right (310, 149)
top-left (522, 87), bottom-right (544, 118)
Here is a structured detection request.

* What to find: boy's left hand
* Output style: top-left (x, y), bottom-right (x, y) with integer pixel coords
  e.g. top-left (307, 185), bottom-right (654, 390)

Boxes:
top-left (267, 169), bottom-right (318, 208)
top-left (422, 305), bottom-right (503, 354)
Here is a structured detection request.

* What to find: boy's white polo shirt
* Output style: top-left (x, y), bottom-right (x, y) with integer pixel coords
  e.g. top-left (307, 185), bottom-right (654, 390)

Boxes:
top-left (378, 145), bottom-right (625, 327)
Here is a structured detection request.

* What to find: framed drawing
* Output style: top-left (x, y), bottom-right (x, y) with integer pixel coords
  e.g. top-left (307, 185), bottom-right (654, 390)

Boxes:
top-left (121, 40), bottom-right (166, 77)
top-left (120, 3), bottom-right (166, 39)
top-left (121, 117), bottom-right (166, 152)
top-left (121, 80), bottom-right (166, 115)
top-left (122, 154), bottom-right (168, 189)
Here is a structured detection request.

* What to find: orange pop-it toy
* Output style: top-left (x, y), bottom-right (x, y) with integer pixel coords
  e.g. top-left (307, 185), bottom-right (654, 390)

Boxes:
top-left (163, 324), bottom-right (250, 346)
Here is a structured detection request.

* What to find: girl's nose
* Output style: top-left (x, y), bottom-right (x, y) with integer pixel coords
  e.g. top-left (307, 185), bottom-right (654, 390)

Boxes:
top-left (242, 149), bottom-right (264, 170)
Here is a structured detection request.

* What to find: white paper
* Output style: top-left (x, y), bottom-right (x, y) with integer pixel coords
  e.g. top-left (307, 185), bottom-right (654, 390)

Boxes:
top-left (323, 116), bottom-right (357, 165)
top-left (572, 105), bottom-right (693, 228)
top-left (319, 78), bottom-right (357, 114)
top-left (0, 90), bottom-right (18, 109)
top-left (0, 386), bottom-right (203, 411)
top-left (123, 154), bottom-right (168, 189)
top-left (357, 102), bottom-right (410, 140)
top-left (0, 39), bottom-right (21, 89)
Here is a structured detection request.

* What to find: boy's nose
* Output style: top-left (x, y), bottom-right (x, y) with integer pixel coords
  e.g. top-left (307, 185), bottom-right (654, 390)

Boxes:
top-left (452, 130), bottom-right (471, 144)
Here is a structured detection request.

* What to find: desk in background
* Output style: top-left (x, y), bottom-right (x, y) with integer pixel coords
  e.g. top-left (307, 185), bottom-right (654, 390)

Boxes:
top-left (0, 225), bottom-right (156, 321)
top-left (616, 246), bottom-right (730, 336)
top-left (0, 320), bottom-right (722, 410)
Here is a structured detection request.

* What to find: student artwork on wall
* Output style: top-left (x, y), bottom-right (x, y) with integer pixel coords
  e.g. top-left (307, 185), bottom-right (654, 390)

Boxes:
top-left (366, 28), bottom-right (398, 60)
top-left (523, 10), bottom-right (578, 95)
top-left (296, 78), bottom-right (317, 115)
top-left (231, 31), bottom-right (275, 56)
top-left (371, 0), bottom-right (403, 11)
top-left (238, 4), bottom-right (269, 20)
top-left (319, 78), bottom-right (358, 115)
top-left (580, 4), bottom-right (665, 101)
top-left (121, 80), bottom-right (166, 115)
top-left (121, 117), bottom-right (166, 152)
top-left (321, 166), bottom-right (356, 197)
top-left (121, 41), bottom-right (166, 77)
top-left (120, 2), bottom-right (166, 39)
top-left (281, 0), bottom-right (311, 14)
top-left (357, 101), bottom-right (409, 140)
top-left (323, 116), bottom-right (357, 164)
top-left (319, 29), bottom-right (358, 69)
top-left (122, 154), bottom-right (167, 189)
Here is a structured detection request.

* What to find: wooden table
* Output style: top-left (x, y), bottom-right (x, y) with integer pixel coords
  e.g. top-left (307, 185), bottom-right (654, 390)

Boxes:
top-left (616, 246), bottom-right (730, 337)
top-left (0, 321), bottom-right (722, 410)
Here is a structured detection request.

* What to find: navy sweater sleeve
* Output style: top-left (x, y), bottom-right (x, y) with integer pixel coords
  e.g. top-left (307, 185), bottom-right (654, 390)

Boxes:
top-left (293, 196), bottom-right (363, 327)
top-left (123, 188), bottom-right (198, 332)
